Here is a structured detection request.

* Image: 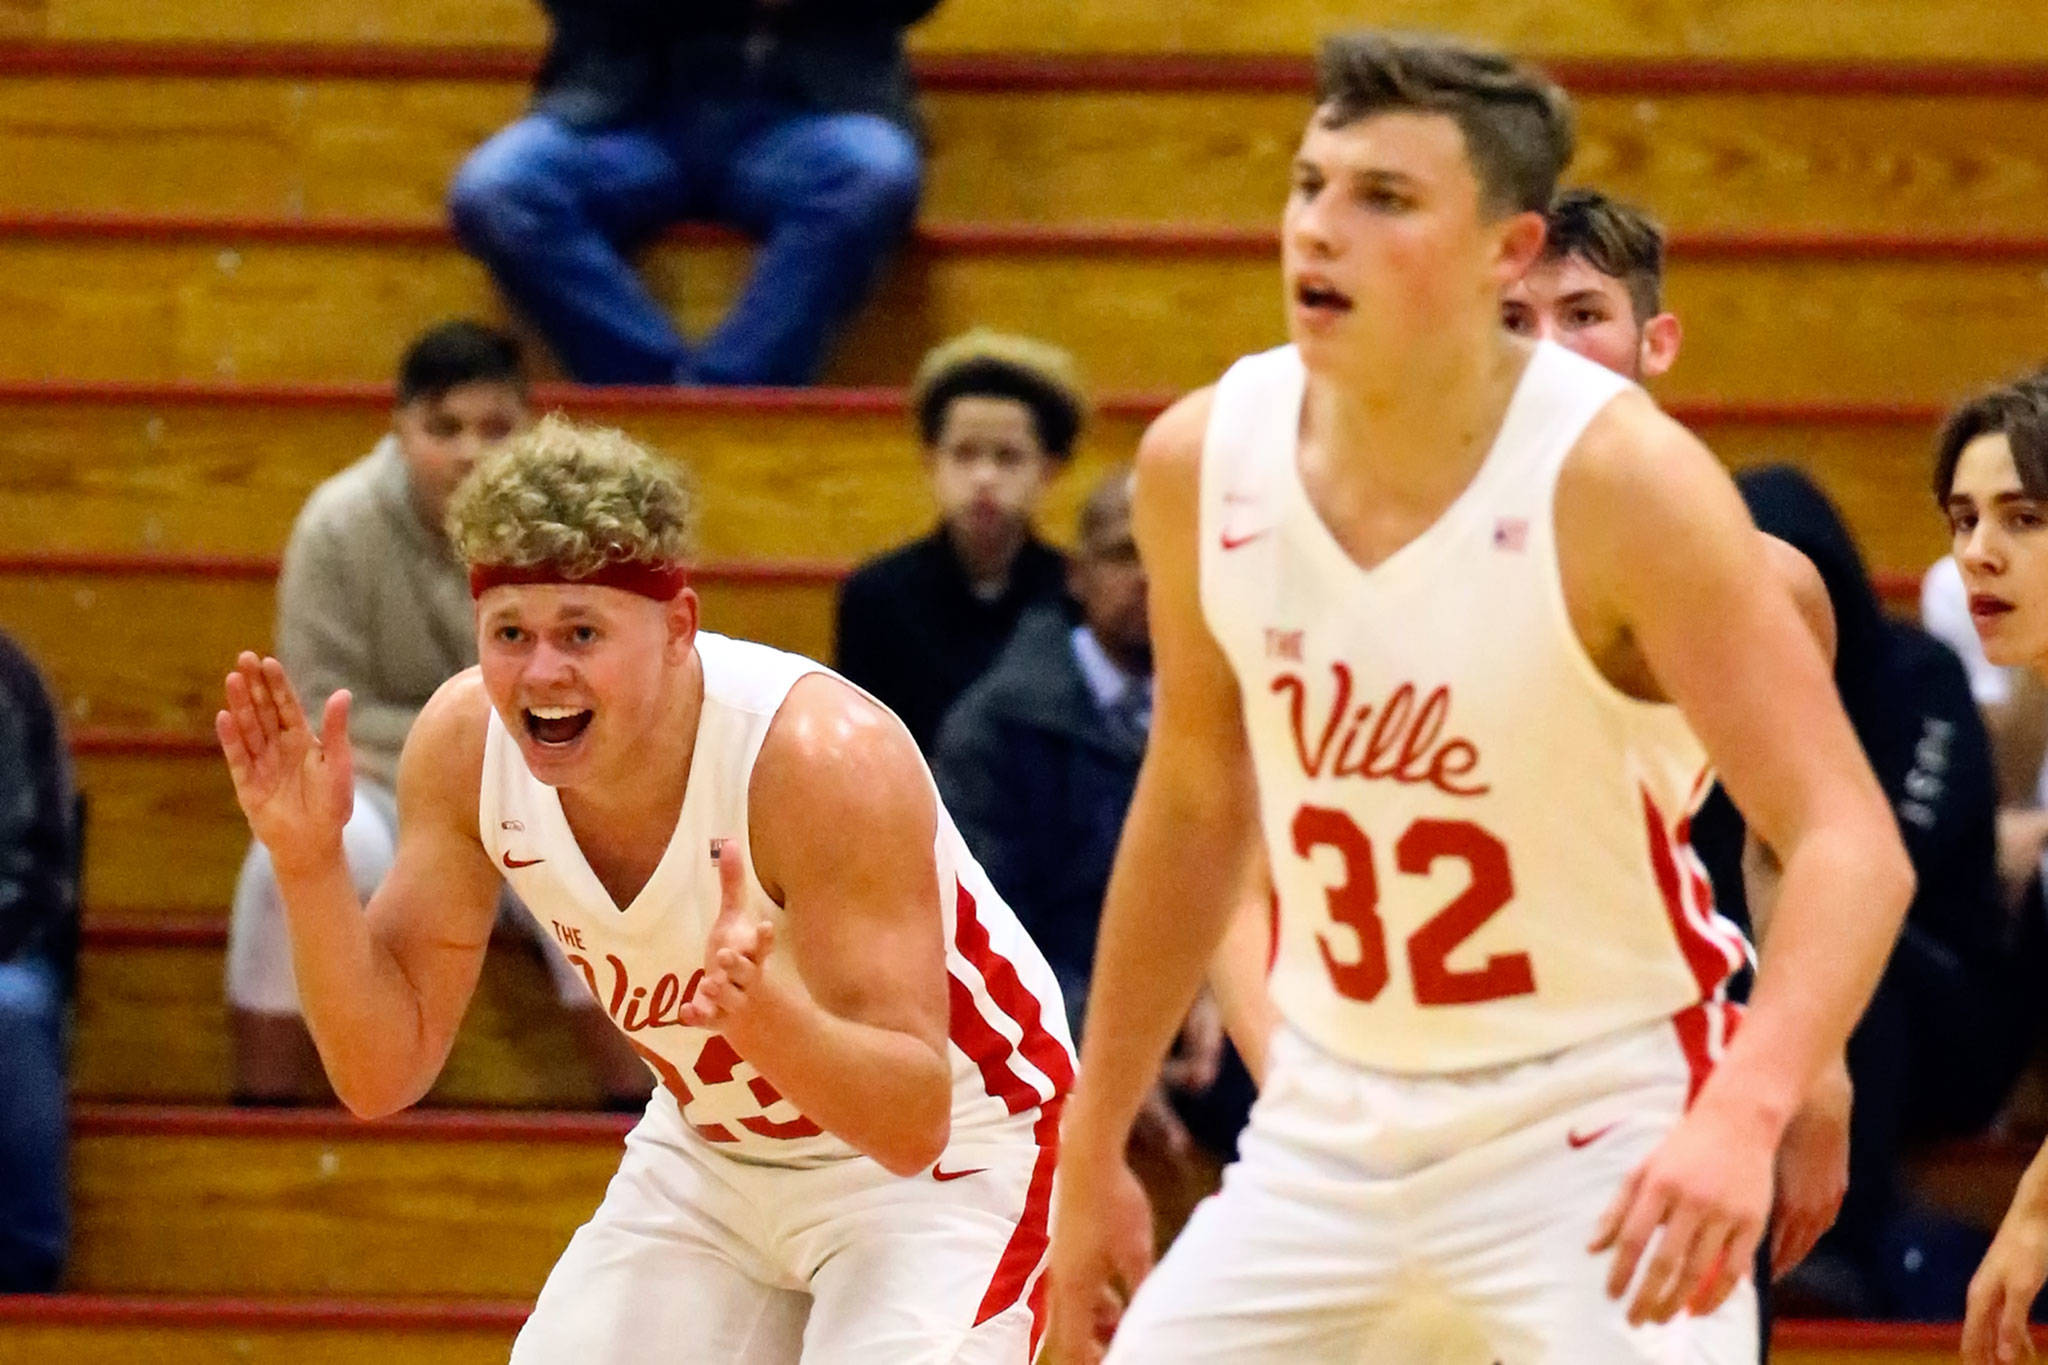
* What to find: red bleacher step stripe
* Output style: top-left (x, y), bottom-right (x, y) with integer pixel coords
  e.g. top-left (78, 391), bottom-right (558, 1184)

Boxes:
top-left (69, 1100), bottom-right (631, 1144)
top-left (5, 43), bottom-right (2048, 96)
top-left (5, 212), bottom-right (2048, 261)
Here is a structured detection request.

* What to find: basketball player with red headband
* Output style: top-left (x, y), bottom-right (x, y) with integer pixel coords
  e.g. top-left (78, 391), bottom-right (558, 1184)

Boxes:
top-left (1045, 30), bottom-right (1912, 1364)
top-left (216, 414), bottom-right (1073, 1363)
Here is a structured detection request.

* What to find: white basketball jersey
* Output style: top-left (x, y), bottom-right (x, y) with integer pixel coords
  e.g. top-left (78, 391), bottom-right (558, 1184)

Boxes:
top-left (1200, 341), bottom-right (1750, 1075)
top-left (481, 632), bottom-right (1075, 1166)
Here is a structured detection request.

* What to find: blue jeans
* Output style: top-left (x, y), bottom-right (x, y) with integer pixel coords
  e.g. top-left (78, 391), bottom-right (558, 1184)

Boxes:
top-left (0, 955), bottom-right (65, 1292)
top-left (448, 102), bottom-right (922, 386)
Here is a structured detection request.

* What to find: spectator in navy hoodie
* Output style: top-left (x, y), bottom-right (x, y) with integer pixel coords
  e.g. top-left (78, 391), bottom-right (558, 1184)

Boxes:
top-left (449, 0), bottom-right (940, 386)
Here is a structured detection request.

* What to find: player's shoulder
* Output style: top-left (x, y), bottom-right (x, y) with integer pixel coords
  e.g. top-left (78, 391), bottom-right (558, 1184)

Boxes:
top-left (759, 671), bottom-right (910, 779)
top-left (404, 668), bottom-right (493, 776)
top-left (1758, 533), bottom-right (1838, 662)
top-left (1560, 386), bottom-right (1724, 515)
top-left (750, 672), bottom-right (932, 862)
top-left (1136, 386), bottom-right (1216, 468)
top-left (1130, 384), bottom-right (1219, 526)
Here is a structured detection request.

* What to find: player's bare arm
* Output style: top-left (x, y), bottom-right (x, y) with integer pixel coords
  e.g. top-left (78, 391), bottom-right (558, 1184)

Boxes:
top-left (1207, 855), bottom-right (1280, 1086)
top-left (217, 657), bottom-right (502, 1117)
top-left (1965, 1144), bottom-right (2048, 1365)
top-left (1558, 392), bottom-right (1914, 1324)
top-left (1740, 535), bottom-right (1854, 1279)
top-left (1046, 387), bottom-right (1262, 1362)
top-left (680, 672), bottom-right (953, 1177)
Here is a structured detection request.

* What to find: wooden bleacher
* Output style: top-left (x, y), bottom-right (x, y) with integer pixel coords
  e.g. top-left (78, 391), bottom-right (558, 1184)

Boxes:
top-left (0, 0), bottom-right (2042, 1357)
top-left (1, 223), bottom-right (2043, 406)
top-left (2, 64), bottom-right (2046, 238)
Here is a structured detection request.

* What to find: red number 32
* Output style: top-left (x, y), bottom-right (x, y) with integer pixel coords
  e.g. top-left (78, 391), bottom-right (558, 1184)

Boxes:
top-left (1291, 805), bottom-right (1534, 1007)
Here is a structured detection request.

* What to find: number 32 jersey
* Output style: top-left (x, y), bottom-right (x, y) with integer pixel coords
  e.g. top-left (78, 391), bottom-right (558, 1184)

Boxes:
top-left (1200, 341), bottom-right (1750, 1075)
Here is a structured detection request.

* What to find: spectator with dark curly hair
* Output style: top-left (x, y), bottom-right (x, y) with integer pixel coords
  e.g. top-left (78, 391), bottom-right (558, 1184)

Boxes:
top-left (834, 329), bottom-right (1085, 752)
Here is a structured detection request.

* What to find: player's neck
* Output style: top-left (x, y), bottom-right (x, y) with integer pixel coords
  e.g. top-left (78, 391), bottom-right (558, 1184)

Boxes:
top-left (555, 650), bottom-right (704, 841)
top-left (1302, 328), bottom-right (1529, 498)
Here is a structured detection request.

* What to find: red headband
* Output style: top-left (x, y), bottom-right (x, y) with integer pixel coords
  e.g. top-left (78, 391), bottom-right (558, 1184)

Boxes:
top-left (468, 560), bottom-right (691, 601)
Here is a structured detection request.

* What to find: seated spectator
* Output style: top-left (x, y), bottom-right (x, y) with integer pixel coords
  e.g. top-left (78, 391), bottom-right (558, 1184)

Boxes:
top-left (0, 630), bottom-right (76, 1293)
top-left (1737, 466), bottom-right (2031, 1318)
top-left (935, 468), bottom-right (1253, 1176)
top-left (447, 0), bottom-right (938, 386)
top-left (227, 320), bottom-right (652, 1109)
top-left (835, 330), bottom-right (1080, 753)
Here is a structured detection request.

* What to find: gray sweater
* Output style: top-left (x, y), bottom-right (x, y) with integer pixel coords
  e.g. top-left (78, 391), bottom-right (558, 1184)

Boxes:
top-left (275, 438), bottom-right (476, 791)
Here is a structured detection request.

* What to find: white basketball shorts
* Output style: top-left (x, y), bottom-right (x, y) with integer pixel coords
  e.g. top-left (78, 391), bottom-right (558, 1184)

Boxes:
top-left (512, 1088), bottom-right (1057, 1364)
top-left (1106, 1011), bottom-right (1757, 1364)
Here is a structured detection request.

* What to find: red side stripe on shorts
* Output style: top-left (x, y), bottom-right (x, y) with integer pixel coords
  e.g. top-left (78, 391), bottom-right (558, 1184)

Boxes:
top-left (949, 882), bottom-right (1076, 1112)
top-left (975, 1098), bottom-right (1062, 1332)
top-left (1641, 787), bottom-right (1741, 999)
top-left (1672, 1000), bottom-right (1744, 1106)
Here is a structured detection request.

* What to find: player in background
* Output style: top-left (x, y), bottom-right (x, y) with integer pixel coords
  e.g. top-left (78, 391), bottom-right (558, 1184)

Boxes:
top-left (1046, 30), bottom-right (1911, 1363)
top-left (217, 416), bottom-right (1072, 1363)
top-left (1939, 373), bottom-right (2048, 1365)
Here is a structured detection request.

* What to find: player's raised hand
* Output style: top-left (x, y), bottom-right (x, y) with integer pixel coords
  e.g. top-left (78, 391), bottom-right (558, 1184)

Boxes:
top-left (1964, 1209), bottom-right (2048, 1365)
top-left (1589, 1095), bottom-right (1773, 1326)
top-left (1044, 1152), bottom-right (1156, 1363)
top-left (678, 837), bottom-right (785, 1040)
top-left (216, 652), bottom-right (354, 872)
top-left (1769, 1055), bottom-right (1851, 1280)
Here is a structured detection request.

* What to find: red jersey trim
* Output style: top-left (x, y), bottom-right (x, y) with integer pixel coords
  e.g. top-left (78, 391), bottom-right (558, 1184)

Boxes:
top-left (947, 882), bottom-right (1076, 1115)
top-left (1642, 787), bottom-right (1747, 1000)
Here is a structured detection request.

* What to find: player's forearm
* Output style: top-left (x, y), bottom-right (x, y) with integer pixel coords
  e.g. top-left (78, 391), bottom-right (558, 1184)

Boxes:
top-left (1703, 817), bottom-right (1912, 1133)
top-left (2005, 1141), bottom-right (2048, 1234)
top-left (725, 991), bottom-right (951, 1176)
top-left (1064, 779), bottom-right (1252, 1165)
top-left (271, 856), bottom-right (443, 1116)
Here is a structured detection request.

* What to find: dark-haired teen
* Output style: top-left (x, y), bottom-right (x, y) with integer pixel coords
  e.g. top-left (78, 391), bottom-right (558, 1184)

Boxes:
top-left (1047, 30), bottom-right (1909, 1363)
top-left (1941, 372), bottom-right (2048, 1365)
top-left (833, 330), bottom-right (1085, 753)
top-left (226, 319), bottom-right (651, 1108)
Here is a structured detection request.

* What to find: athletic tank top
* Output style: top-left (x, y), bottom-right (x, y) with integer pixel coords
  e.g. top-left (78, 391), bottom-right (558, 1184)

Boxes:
top-left (1199, 341), bottom-right (1749, 1074)
top-left (480, 632), bottom-right (1074, 1166)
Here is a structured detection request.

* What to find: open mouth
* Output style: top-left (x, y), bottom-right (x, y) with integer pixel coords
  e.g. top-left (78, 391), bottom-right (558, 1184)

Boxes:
top-left (1295, 279), bottom-right (1355, 315)
top-left (524, 705), bottom-right (594, 747)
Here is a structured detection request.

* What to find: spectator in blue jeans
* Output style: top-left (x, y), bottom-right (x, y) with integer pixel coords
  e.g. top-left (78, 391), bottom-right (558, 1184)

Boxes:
top-left (0, 630), bottom-right (76, 1293)
top-left (448, 0), bottom-right (940, 386)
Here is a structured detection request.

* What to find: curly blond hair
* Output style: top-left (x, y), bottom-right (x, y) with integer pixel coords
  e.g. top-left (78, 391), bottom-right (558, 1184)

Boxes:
top-left (445, 413), bottom-right (697, 575)
top-left (910, 328), bottom-right (1089, 460)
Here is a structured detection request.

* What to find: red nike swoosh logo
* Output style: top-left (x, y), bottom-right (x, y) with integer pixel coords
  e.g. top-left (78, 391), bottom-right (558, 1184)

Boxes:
top-left (1220, 527), bottom-right (1271, 551)
top-left (1567, 1122), bottom-right (1619, 1150)
top-left (932, 1164), bottom-right (986, 1182)
top-left (501, 852), bottom-right (545, 869)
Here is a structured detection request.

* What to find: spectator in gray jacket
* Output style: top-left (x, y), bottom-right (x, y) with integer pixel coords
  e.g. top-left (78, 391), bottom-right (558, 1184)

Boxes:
top-left (226, 320), bottom-right (651, 1108)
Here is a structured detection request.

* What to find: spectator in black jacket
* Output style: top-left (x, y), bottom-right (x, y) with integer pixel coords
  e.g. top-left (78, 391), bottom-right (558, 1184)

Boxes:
top-left (835, 330), bottom-right (1080, 753)
top-left (0, 631), bottom-right (76, 1293)
top-left (1713, 466), bottom-right (2028, 1319)
top-left (448, 0), bottom-right (940, 386)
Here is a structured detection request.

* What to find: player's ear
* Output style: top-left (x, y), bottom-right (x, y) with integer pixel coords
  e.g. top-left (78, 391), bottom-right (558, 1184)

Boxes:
top-left (664, 586), bottom-right (700, 660)
top-left (1490, 209), bottom-right (1548, 285)
top-left (1638, 312), bottom-right (1683, 380)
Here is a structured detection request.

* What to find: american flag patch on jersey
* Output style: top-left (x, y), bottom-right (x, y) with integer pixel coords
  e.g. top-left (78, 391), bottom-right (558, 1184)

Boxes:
top-left (1492, 517), bottom-right (1529, 552)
